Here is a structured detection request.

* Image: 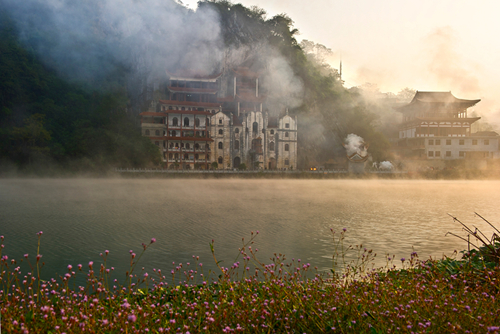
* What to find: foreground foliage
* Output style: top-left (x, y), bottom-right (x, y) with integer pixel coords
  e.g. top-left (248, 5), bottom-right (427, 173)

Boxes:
top-left (1, 225), bottom-right (499, 333)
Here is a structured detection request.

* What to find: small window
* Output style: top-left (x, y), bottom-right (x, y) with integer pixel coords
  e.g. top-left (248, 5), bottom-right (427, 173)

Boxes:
top-left (186, 143), bottom-right (190, 149)
top-left (269, 142), bottom-right (275, 151)
top-left (428, 139), bottom-right (434, 145)
top-left (195, 154), bottom-right (199, 159)
top-left (172, 117), bottom-right (178, 126)
top-left (428, 151), bottom-right (434, 157)
top-left (169, 153), bottom-right (173, 159)
top-left (285, 132), bottom-right (289, 138)
top-left (172, 130), bottom-right (177, 137)
top-left (219, 129), bottom-right (223, 135)
top-left (218, 156), bottom-right (223, 164)
top-left (219, 119), bottom-right (223, 124)
top-left (195, 118), bottom-right (200, 127)
top-left (253, 122), bottom-right (258, 134)
top-left (446, 151), bottom-right (451, 157)
top-left (184, 154), bottom-right (188, 160)
top-left (484, 139), bottom-right (490, 145)
top-left (459, 151), bottom-right (465, 157)
top-left (174, 153), bottom-right (179, 159)
top-left (195, 143), bottom-right (199, 149)
top-left (270, 129), bottom-right (275, 135)
top-left (446, 139), bottom-right (451, 145)
top-left (155, 130), bottom-right (160, 136)
top-left (459, 139), bottom-right (464, 145)
top-left (285, 123), bottom-right (290, 129)
top-left (285, 159), bottom-right (289, 165)
top-left (218, 142), bottom-right (223, 149)
top-left (169, 106), bottom-right (173, 110)
top-left (184, 117), bottom-right (190, 127)
top-left (235, 140), bottom-right (239, 150)
top-left (285, 144), bottom-right (289, 151)
top-left (435, 151), bottom-right (441, 157)
top-left (235, 128), bottom-right (239, 134)
top-left (435, 140), bottom-right (441, 145)
top-left (145, 130), bottom-right (150, 136)
top-left (472, 139), bottom-right (478, 145)
top-left (181, 107), bottom-right (185, 111)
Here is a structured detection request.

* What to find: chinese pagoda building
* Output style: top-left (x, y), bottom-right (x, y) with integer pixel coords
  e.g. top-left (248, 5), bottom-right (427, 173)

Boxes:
top-left (396, 91), bottom-right (499, 164)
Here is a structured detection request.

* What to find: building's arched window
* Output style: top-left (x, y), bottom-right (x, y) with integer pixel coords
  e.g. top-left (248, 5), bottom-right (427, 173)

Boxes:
top-left (194, 143), bottom-right (200, 149)
top-left (172, 117), bottom-right (178, 126)
top-left (218, 129), bottom-right (223, 135)
top-left (269, 142), bottom-right (275, 151)
top-left (186, 143), bottom-right (190, 149)
top-left (285, 144), bottom-right (289, 151)
top-left (155, 130), bottom-right (160, 136)
top-left (285, 132), bottom-right (289, 137)
top-left (175, 143), bottom-right (179, 148)
top-left (218, 142), bottom-right (223, 149)
top-left (169, 142), bottom-right (174, 148)
top-left (285, 159), bottom-right (289, 165)
top-left (253, 122), bottom-right (258, 134)
top-left (172, 130), bottom-right (176, 137)
top-left (235, 140), bottom-right (240, 150)
top-left (235, 128), bottom-right (239, 134)
top-left (145, 130), bottom-right (150, 136)
top-left (219, 118), bottom-right (223, 124)
top-left (184, 154), bottom-right (188, 160)
top-left (196, 131), bottom-right (200, 137)
top-left (169, 106), bottom-right (173, 110)
top-left (195, 118), bottom-right (200, 127)
top-left (181, 107), bottom-right (185, 111)
top-left (174, 153), bottom-right (179, 159)
top-left (184, 117), bottom-right (190, 127)
top-left (270, 129), bottom-right (274, 134)
top-left (169, 153), bottom-right (173, 159)
top-left (218, 156), bottom-right (223, 164)
top-left (285, 123), bottom-right (290, 128)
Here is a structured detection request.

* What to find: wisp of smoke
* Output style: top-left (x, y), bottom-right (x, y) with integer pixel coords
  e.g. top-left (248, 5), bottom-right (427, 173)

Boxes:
top-left (344, 133), bottom-right (367, 156)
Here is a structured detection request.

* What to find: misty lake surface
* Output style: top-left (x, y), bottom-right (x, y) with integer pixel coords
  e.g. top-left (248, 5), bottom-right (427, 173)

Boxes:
top-left (1, 178), bottom-right (499, 282)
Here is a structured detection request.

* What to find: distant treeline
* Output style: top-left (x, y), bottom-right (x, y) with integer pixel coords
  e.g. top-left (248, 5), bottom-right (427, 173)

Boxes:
top-left (0, 0), bottom-right (392, 174)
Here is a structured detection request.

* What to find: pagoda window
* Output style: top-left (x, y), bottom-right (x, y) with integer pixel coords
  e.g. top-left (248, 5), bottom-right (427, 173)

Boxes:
top-left (285, 132), bottom-right (289, 138)
top-left (218, 142), bottom-right (223, 149)
top-left (172, 118), bottom-right (178, 126)
top-left (218, 156), bottom-right (223, 164)
top-left (285, 144), bottom-right (289, 151)
top-left (184, 117), bottom-right (190, 126)
top-left (179, 81), bottom-right (185, 88)
top-left (269, 142), bottom-right (275, 151)
top-left (235, 140), bottom-right (240, 150)
top-left (253, 122), bottom-right (258, 134)
top-left (171, 80), bottom-right (177, 87)
top-left (155, 130), bottom-right (160, 136)
top-left (195, 118), bottom-right (200, 127)
top-left (219, 129), bottom-right (223, 135)
top-left (145, 130), bottom-right (150, 136)
top-left (235, 128), bottom-right (239, 134)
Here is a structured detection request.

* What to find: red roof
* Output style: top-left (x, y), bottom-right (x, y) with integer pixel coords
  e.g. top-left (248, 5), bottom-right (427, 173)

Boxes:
top-left (167, 86), bottom-right (218, 94)
top-left (166, 70), bottom-right (222, 81)
top-left (232, 67), bottom-right (260, 79)
top-left (158, 99), bottom-right (221, 108)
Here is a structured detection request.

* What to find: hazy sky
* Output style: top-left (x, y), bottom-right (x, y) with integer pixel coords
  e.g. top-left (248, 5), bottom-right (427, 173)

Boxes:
top-left (182, 0), bottom-right (500, 125)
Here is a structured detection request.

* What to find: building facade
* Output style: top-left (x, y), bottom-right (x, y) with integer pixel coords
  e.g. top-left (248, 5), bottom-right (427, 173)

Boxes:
top-left (396, 91), bottom-right (499, 168)
top-left (140, 67), bottom-right (298, 170)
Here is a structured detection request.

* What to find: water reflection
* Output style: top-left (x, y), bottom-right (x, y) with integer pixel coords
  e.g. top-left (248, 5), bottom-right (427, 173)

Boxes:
top-left (0, 179), bottom-right (499, 284)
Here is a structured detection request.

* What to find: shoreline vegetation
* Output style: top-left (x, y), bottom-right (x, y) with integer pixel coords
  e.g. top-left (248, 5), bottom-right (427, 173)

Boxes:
top-left (1, 216), bottom-right (499, 333)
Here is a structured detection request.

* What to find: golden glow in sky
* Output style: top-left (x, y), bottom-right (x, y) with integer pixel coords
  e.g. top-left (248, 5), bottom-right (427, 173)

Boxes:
top-left (183, 0), bottom-right (500, 126)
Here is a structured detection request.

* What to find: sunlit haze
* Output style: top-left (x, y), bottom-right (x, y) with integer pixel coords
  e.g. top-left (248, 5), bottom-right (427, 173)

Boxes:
top-left (181, 0), bottom-right (500, 125)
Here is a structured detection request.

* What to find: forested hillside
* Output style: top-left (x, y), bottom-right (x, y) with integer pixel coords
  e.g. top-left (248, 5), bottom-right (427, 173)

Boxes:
top-left (0, 0), bottom-right (392, 173)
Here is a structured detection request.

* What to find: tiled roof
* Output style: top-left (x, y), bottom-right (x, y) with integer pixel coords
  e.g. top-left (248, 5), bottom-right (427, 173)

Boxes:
top-left (167, 86), bottom-right (218, 94)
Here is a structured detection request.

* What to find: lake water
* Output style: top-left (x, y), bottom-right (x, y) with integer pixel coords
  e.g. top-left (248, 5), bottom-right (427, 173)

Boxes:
top-left (1, 178), bottom-right (499, 283)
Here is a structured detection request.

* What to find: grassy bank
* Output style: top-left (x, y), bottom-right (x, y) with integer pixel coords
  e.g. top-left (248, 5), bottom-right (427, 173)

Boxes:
top-left (1, 220), bottom-right (499, 333)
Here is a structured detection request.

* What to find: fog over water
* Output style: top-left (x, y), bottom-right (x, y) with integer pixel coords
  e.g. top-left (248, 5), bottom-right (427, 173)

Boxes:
top-left (1, 179), bottom-right (499, 282)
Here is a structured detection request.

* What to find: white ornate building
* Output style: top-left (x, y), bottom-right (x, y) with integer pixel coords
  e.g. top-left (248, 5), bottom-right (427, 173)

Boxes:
top-left (140, 67), bottom-right (298, 170)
